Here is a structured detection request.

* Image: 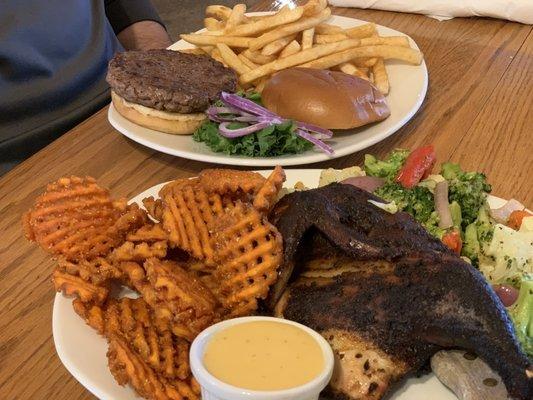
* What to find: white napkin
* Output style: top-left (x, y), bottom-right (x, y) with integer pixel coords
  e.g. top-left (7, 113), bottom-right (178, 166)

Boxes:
top-left (328, 0), bottom-right (533, 24)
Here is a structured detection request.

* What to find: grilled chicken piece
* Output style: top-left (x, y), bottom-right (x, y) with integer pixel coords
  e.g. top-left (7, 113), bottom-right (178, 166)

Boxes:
top-left (269, 184), bottom-right (532, 400)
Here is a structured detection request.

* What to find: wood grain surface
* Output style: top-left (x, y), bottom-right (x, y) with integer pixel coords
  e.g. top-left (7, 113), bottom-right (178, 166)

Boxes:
top-left (0, 1), bottom-right (531, 399)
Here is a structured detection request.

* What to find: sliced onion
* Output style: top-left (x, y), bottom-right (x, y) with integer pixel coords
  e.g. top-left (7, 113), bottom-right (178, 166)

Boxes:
top-left (295, 129), bottom-right (333, 155)
top-left (435, 180), bottom-right (453, 229)
top-left (341, 176), bottom-right (385, 192)
top-left (490, 199), bottom-right (525, 224)
top-left (234, 115), bottom-right (260, 122)
top-left (211, 92), bottom-right (335, 155)
top-left (221, 92), bottom-right (276, 117)
top-left (218, 121), bottom-right (271, 138)
top-left (295, 121), bottom-right (333, 138)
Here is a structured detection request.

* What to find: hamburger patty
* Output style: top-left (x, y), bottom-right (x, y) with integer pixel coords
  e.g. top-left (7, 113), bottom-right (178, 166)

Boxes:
top-left (106, 50), bottom-right (237, 113)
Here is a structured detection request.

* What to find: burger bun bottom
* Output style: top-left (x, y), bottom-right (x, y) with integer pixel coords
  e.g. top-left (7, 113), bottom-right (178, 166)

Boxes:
top-left (111, 91), bottom-right (207, 135)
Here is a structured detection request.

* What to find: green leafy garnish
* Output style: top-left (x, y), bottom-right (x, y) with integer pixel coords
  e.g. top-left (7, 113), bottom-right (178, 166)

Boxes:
top-left (193, 120), bottom-right (312, 157)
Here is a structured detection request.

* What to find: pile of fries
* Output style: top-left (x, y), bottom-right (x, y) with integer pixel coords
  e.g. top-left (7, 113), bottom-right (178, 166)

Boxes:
top-left (23, 167), bottom-right (287, 400)
top-left (179, 0), bottom-right (423, 94)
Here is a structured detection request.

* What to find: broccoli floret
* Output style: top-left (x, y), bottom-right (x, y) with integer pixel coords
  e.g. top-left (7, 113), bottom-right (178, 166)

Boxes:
top-left (475, 205), bottom-right (494, 243)
top-left (509, 277), bottom-right (533, 357)
top-left (375, 182), bottom-right (436, 228)
top-left (441, 162), bottom-right (462, 180)
top-left (364, 149), bottom-right (409, 181)
top-left (449, 201), bottom-right (462, 229)
top-left (423, 211), bottom-right (445, 239)
top-left (463, 222), bottom-right (480, 266)
top-left (440, 162), bottom-right (492, 228)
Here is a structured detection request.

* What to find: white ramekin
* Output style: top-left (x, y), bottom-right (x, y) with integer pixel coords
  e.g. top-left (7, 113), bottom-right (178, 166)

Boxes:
top-left (190, 316), bottom-right (334, 400)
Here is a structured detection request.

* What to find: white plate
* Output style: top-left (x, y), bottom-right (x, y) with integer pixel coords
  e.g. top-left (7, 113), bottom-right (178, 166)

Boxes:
top-left (108, 14), bottom-right (428, 166)
top-left (53, 169), bottom-right (507, 400)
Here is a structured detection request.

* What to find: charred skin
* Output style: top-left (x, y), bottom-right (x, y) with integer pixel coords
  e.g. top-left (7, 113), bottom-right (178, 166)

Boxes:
top-left (270, 184), bottom-right (532, 400)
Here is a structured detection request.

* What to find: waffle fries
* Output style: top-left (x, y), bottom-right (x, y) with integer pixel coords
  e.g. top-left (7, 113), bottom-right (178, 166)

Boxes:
top-left (211, 202), bottom-right (283, 316)
top-left (161, 181), bottom-right (226, 262)
top-left (53, 257), bottom-right (122, 304)
top-left (23, 167), bottom-right (286, 400)
top-left (198, 168), bottom-right (266, 195)
top-left (253, 165), bottom-right (286, 213)
top-left (23, 176), bottom-right (146, 260)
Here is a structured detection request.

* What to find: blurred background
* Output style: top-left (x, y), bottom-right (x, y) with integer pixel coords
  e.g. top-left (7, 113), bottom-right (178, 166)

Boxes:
top-left (152, 0), bottom-right (258, 40)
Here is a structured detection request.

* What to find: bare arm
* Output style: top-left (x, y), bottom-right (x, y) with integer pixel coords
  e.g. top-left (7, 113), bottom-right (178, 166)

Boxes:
top-left (117, 20), bottom-right (172, 50)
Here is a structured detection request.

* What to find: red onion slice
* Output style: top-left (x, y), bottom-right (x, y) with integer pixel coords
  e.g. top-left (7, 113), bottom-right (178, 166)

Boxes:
top-left (208, 92), bottom-right (335, 155)
top-left (221, 92), bottom-right (276, 117)
top-left (490, 199), bottom-right (525, 224)
top-left (295, 121), bottom-right (333, 138)
top-left (341, 176), bottom-right (385, 192)
top-left (218, 121), bottom-right (271, 138)
top-left (435, 180), bottom-right (453, 229)
top-left (296, 129), bottom-right (333, 155)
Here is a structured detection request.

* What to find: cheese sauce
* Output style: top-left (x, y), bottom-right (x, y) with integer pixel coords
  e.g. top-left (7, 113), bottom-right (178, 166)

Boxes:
top-left (203, 320), bottom-right (324, 391)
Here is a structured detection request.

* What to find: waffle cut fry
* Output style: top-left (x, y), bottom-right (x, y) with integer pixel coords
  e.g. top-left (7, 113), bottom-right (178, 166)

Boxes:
top-left (53, 257), bottom-right (123, 304)
top-left (211, 202), bottom-right (283, 316)
top-left (161, 178), bottom-right (236, 262)
top-left (120, 259), bottom-right (220, 340)
top-left (198, 168), bottom-right (266, 196)
top-left (23, 176), bottom-right (147, 260)
top-left (253, 166), bottom-right (286, 213)
top-left (111, 223), bottom-right (169, 263)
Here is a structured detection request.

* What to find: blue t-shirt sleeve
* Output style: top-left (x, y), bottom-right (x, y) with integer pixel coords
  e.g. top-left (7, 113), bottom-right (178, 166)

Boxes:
top-left (104, 0), bottom-right (165, 34)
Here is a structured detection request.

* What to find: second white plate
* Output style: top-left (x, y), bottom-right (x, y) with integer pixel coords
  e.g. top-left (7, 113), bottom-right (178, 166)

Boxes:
top-left (53, 169), bottom-right (510, 400)
top-left (108, 13), bottom-right (428, 166)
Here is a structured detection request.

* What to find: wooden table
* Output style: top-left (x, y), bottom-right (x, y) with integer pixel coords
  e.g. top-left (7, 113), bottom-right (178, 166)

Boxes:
top-left (0, 1), bottom-right (531, 399)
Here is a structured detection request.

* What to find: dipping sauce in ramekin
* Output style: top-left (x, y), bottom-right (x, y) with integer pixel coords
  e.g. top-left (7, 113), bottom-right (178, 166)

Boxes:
top-left (190, 316), bottom-right (334, 400)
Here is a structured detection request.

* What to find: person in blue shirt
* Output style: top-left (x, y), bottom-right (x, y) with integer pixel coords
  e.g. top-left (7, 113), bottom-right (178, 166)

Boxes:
top-left (0, 0), bottom-right (172, 175)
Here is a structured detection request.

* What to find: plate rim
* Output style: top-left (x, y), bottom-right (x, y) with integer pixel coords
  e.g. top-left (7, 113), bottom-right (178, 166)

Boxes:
top-left (108, 13), bottom-right (428, 167)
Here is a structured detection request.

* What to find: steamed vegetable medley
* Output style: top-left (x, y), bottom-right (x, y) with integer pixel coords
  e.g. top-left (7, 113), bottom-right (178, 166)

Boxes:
top-left (320, 145), bottom-right (533, 356)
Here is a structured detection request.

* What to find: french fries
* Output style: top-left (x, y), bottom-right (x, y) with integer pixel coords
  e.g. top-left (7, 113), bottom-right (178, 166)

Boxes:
top-left (360, 36), bottom-right (410, 47)
top-left (372, 58), bottom-right (389, 94)
top-left (315, 23), bottom-right (345, 35)
top-left (249, 8), bottom-right (332, 51)
top-left (242, 49), bottom-right (276, 65)
top-left (225, 4), bottom-right (247, 30)
top-left (303, 0), bottom-right (328, 17)
top-left (279, 40), bottom-right (301, 58)
top-left (338, 62), bottom-right (369, 80)
top-left (345, 23), bottom-right (377, 39)
top-left (205, 5), bottom-right (232, 21)
top-left (204, 17), bottom-right (224, 31)
top-left (315, 33), bottom-right (348, 44)
top-left (240, 39), bottom-right (362, 84)
top-left (225, 6), bottom-right (304, 37)
top-left (301, 28), bottom-right (315, 50)
top-left (181, 1), bottom-right (424, 95)
top-left (180, 34), bottom-right (252, 48)
top-left (261, 34), bottom-right (297, 56)
top-left (300, 45), bottom-right (423, 70)
top-left (216, 43), bottom-right (250, 75)
top-left (353, 57), bottom-right (378, 67)
top-left (238, 53), bottom-right (259, 69)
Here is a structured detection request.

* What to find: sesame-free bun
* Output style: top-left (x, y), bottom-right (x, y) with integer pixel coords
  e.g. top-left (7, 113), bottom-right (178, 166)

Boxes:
top-left (111, 91), bottom-right (207, 135)
top-left (261, 68), bottom-right (390, 130)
